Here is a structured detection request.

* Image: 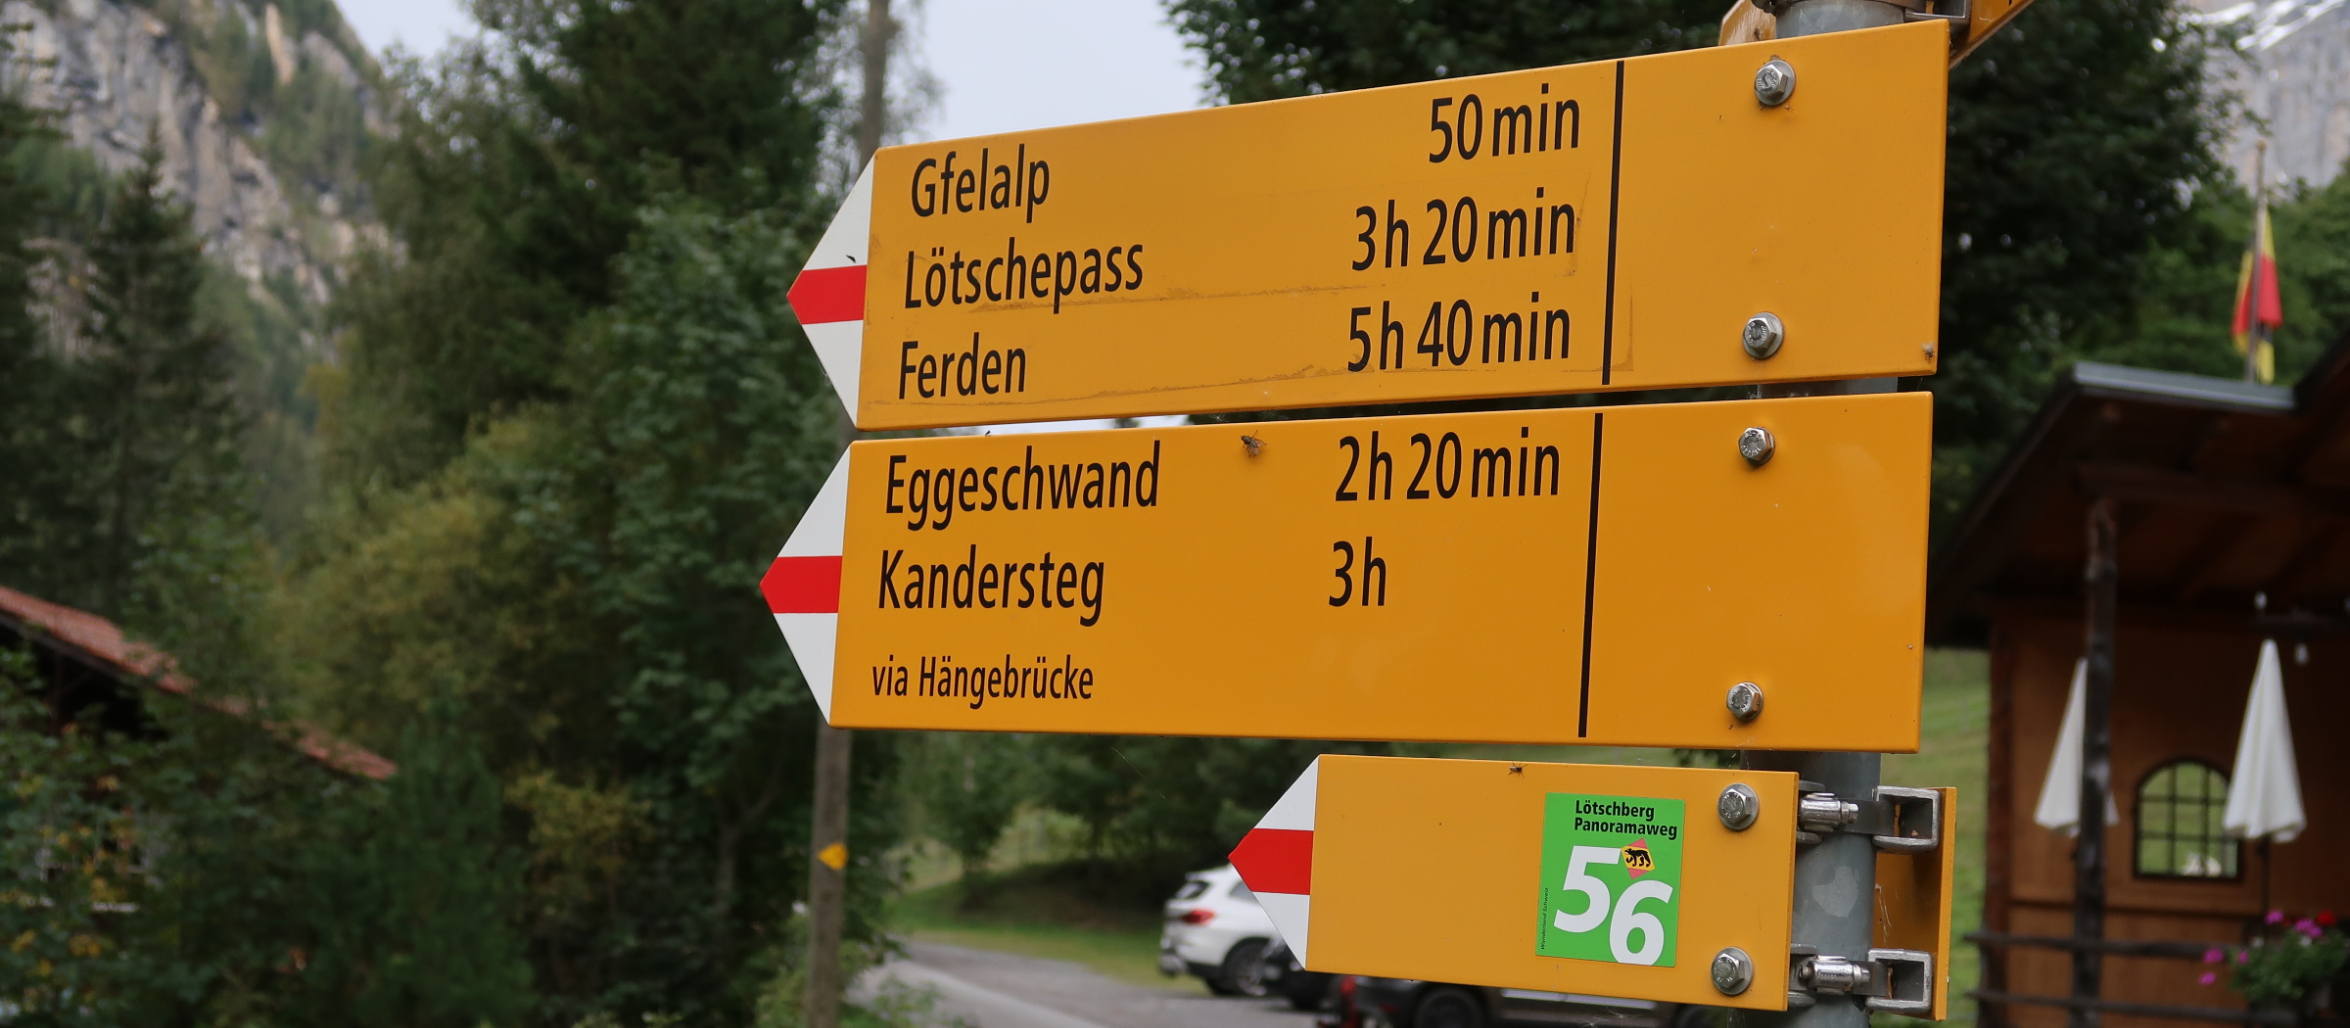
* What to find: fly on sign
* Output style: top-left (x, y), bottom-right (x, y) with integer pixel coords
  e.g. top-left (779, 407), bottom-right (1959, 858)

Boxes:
top-left (1230, 756), bottom-right (1799, 1008)
top-left (760, 392), bottom-right (1931, 752)
top-left (788, 22), bottom-right (1947, 430)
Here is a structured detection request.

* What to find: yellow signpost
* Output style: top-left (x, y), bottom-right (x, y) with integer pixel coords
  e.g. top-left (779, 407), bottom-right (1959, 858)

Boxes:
top-left (789, 23), bottom-right (1948, 430)
top-left (1874, 786), bottom-right (1959, 1020)
top-left (766, 8), bottom-right (1982, 1014)
top-left (1229, 755), bottom-right (1803, 1008)
top-left (762, 392), bottom-right (1931, 751)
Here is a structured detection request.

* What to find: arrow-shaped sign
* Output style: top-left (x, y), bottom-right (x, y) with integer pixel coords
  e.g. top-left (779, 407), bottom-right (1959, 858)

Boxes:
top-left (787, 22), bottom-right (1947, 431)
top-left (1229, 755), bottom-right (1802, 1008)
top-left (760, 391), bottom-right (1930, 751)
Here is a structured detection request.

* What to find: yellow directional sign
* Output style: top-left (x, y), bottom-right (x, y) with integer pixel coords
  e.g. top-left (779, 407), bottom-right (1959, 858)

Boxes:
top-left (789, 23), bottom-right (1948, 430)
top-left (1230, 756), bottom-right (1801, 1008)
top-left (761, 392), bottom-right (1931, 751)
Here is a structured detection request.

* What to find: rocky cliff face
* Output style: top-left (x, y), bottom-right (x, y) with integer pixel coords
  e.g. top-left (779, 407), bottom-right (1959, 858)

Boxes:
top-left (2, 0), bottom-right (385, 314)
top-left (2193, 0), bottom-right (2350, 191)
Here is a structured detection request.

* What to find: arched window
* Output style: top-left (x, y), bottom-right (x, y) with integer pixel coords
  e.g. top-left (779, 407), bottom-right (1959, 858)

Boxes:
top-left (2134, 760), bottom-right (2239, 880)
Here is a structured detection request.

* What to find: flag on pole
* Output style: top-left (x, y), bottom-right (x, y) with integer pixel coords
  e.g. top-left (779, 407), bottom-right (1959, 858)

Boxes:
top-left (2233, 195), bottom-right (2282, 384)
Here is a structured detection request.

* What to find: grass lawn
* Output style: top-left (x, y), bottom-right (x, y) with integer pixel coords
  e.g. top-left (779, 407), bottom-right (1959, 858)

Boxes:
top-left (889, 868), bottom-right (1199, 992)
top-left (1882, 648), bottom-right (1990, 1025)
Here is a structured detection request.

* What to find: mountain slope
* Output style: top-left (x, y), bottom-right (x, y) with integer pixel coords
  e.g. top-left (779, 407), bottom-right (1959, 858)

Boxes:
top-left (6, 0), bottom-right (385, 312)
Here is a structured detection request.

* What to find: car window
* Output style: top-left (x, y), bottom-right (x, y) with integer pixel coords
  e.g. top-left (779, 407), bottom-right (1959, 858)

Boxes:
top-left (1229, 882), bottom-right (1255, 901)
top-left (1174, 880), bottom-right (1208, 900)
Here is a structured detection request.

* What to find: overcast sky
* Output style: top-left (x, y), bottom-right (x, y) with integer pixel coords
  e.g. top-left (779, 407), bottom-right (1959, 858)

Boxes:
top-left (335, 0), bottom-right (1209, 142)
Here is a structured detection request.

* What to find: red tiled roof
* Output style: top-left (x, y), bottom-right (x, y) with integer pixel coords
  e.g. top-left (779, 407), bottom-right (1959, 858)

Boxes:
top-left (0, 583), bottom-right (396, 781)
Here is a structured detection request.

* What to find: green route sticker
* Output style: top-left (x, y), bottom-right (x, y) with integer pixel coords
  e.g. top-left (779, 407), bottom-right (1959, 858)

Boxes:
top-left (1535, 792), bottom-right (1684, 967)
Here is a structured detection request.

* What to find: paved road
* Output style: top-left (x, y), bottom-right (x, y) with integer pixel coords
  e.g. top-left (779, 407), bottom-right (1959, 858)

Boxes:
top-left (856, 938), bottom-right (1323, 1028)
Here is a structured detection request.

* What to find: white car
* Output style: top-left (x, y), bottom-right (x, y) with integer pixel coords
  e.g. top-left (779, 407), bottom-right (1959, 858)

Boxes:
top-left (1157, 864), bottom-right (1279, 996)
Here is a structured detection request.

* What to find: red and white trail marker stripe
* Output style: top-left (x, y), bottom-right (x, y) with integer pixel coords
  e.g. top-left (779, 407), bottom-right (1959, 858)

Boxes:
top-left (760, 456), bottom-right (850, 720)
top-left (1229, 757), bottom-right (1319, 962)
top-left (785, 163), bottom-right (874, 417)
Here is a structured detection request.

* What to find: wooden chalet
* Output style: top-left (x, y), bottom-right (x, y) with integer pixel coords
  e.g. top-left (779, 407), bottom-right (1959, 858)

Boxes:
top-left (1929, 348), bottom-right (2350, 1027)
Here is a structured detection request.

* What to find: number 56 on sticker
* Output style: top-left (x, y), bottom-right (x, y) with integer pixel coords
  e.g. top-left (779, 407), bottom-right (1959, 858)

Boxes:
top-left (1536, 793), bottom-right (1684, 967)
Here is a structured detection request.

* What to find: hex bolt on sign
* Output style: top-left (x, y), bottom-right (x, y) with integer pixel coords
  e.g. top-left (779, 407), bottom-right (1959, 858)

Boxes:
top-left (1718, 783), bottom-right (1761, 831)
top-left (1712, 948), bottom-right (1756, 997)
top-left (1726, 681), bottom-right (1765, 722)
top-left (1742, 312), bottom-right (1785, 360)
top-left (1754, 58), bottom-right (1796, 107)
top-left (1739, 427), bottom-right (1777, 467)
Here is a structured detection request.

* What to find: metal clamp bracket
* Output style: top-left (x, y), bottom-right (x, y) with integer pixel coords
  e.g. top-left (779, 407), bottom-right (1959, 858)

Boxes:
top-left (1785, 947), bottom-right (1935, 1013)
top-left (1865, 948), bottom-right (1935, 1014)
top-left (1792, 785), bottom-right (1941, 852)
top-left (1873, 786), bottom-right (1942, 854)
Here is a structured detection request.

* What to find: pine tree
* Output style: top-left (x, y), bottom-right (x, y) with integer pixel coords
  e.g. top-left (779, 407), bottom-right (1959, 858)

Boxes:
top-left (85, 142), bottom-right (240, 606)
top-left (18, 139), bottom-right (243, 620)
top-left (0, 44), bottom-right (65, 594)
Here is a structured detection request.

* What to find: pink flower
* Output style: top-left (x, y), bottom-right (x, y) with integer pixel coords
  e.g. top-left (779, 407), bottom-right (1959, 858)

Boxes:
top-left (2205, 948), bottom-right (2226, 964)
top-left (2305, 925), bottom-right (2325, 939)
top-left (2268, 910), bottom-right (2287, 925)
top-left (2238, 951), bottom-right (2252, 964)
top-left (2202, 973), bottom-right (2219, 986)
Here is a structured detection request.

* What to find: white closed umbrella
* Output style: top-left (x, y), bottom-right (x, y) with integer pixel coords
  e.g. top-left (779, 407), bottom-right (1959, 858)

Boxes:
top-left (2222, 639), bottom-right (2305, 843)
top-left (2034, 658), bottom-right (2120, 836)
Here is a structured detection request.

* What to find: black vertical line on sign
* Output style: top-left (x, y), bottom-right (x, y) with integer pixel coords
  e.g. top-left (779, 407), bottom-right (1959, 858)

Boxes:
top-left (1600, 60), bottom-right (1625, 386)
top-left (1577, 411), bottom-right (1606, 737)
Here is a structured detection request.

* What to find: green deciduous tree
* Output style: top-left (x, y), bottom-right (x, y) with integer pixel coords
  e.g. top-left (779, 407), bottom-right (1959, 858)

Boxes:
top-left (1, 646), bottom-right (531, 1027)
top-left (1029, 735), bottom-right (1384, 880)
top-left (296, 195), bottom-right (893, 1025)
top-left (1934, 0), bottom-right (2232, 518)
top-left (291, 723), bottom-right (535, 1027)
top-left (914, 733), bottom-right (1031, 887)
top-left (295, 0), bottom-right (895, 1015)
top-left (1163, 0), bottom-right (2236, 529)
top-left (329, 0), bottom-right (848, 488)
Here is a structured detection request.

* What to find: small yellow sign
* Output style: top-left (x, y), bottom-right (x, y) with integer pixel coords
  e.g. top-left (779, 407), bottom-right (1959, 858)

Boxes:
top-left (1310, 756), bottom-right (1799, 1008)
top-left (819, 392), bottom-right (1930, 751)
top-left (840, 22), bottom-right (1946, 430)
top-left (1874, 787), bottom-right (1958, 1020)
top-left (815, 842), bottom-right (849, 872)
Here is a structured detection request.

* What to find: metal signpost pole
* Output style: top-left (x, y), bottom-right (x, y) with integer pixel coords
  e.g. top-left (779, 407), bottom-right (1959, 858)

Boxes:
top-left (1777, 0), bottom-right (1907, 35)
top-left (1742, 6), bottom-right (1911, 1027)
top-left (1743, 372), bottom-right (1898, 1028)
top-left (1738, 750), bottom-right (1883, 1028)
